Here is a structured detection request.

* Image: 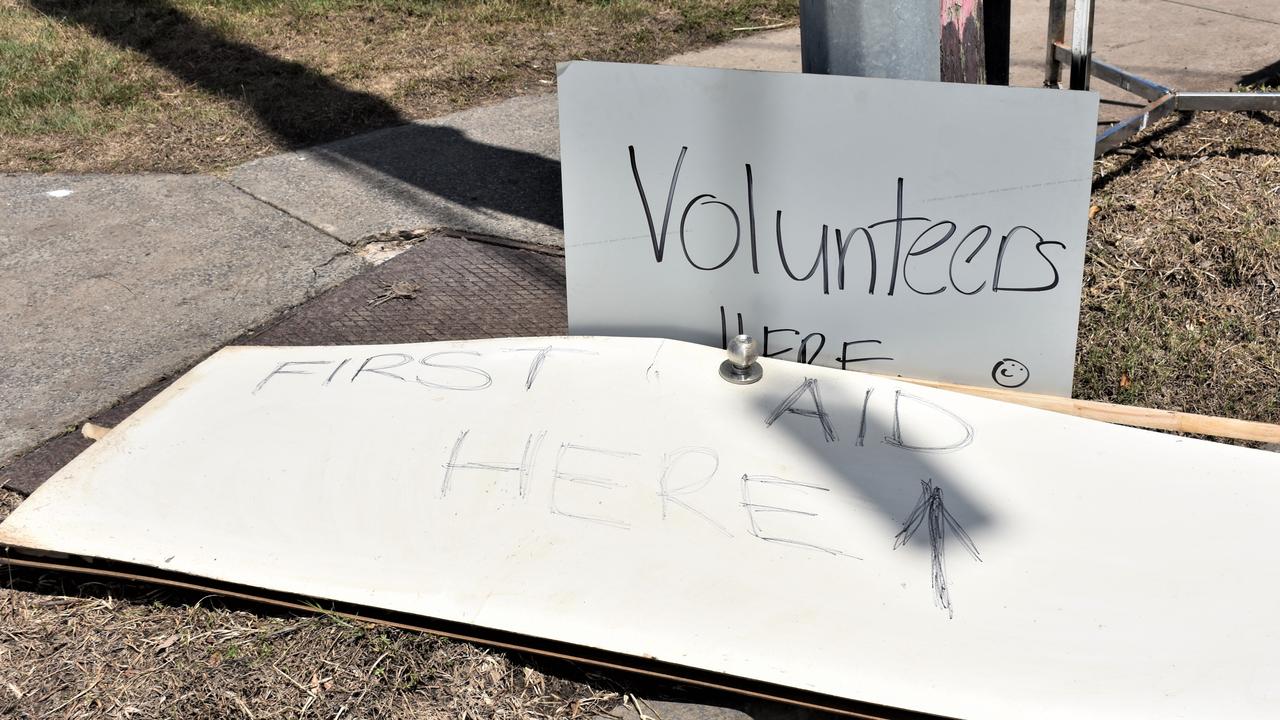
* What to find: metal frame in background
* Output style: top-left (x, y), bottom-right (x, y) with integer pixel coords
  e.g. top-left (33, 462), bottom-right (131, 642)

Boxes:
top-left (1045, 0), bottom-right (1280, 156)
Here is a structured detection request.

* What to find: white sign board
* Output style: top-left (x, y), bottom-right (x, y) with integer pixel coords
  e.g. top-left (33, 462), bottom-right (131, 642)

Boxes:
top-left (3, 337), bottom-right (1279, 719)
top-left (558, 62), bottom-right (1099, 396)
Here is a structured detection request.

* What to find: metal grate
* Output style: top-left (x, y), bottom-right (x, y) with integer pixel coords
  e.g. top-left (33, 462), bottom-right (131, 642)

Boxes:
top-left (1, 233), bottom-right (567, 494)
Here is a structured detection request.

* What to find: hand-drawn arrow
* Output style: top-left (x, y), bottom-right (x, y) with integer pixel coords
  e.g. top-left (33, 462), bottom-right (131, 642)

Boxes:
top-left (894, 479), bottom-right (981, 618)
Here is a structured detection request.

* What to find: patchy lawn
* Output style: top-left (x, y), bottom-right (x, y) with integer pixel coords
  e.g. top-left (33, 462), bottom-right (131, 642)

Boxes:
top-left (0, 0), bottom-right (797, 173)
top-left (1078, 109), bottom-right (1280, 429)
top-left (0, 489), bottom-right (625, 719)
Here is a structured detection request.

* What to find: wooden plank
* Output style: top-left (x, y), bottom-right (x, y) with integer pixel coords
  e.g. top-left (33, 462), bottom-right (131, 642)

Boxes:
top-left (897, 375), bottom-right (1280, 443)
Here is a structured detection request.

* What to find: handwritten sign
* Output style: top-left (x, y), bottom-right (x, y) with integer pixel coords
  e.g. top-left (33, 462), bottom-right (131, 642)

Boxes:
top-left (4, 337), bottom-right (1280, 719)
top-left (558, 62), bottom-right (1098, 395)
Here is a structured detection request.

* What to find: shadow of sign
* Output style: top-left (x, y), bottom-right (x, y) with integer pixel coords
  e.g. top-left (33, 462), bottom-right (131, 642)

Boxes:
top-left (749, 374), bottom-right (994, 618)
top-left (26, 0), bottom-right (563, 232)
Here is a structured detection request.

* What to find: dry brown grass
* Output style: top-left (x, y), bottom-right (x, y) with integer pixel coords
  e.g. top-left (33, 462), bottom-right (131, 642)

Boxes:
top-left (1, 0), bottom-right (797, 173)
top-left (1077, 110), bottom-right (1280, 430)
top-left (0, 489), bottom-right (20, 520)
top-left (1, 109), bottom-right (1279, 718)
top-left (0, 486), bottom-right (623, 718)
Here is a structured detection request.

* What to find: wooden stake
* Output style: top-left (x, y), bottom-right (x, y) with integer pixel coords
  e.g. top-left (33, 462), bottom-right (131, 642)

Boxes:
top-left (896, 377), bottom-right (1280, 444)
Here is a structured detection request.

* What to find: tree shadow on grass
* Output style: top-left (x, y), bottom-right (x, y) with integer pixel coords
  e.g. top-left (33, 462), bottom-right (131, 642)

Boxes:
top-left (27, 0), bottom-right (564, 232)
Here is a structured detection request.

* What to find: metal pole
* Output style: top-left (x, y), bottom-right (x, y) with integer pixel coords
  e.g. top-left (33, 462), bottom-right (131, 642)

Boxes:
top-left (1069, 0), bottom-right (1095, 91)
top-left (799, 0), bottom-right (940, 81)
top-left (983, 0), bottom-right (1011, 85)
top-left (1044, 0), bottom-right (1067, 88)
top-left (1040, 0), bottom-right (1280, 155)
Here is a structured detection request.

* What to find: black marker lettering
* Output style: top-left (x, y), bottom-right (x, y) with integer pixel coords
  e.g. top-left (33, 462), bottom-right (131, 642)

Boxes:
top-left (628, 145), bottom-right (687, 263)
top-left (797, 332), bottom-right (826, 364)
top-left (993, 225), bottom-right (1064, 293)
top-left (834, 227), bottom-right (875, 293)
top-left (657, 447), bottom-right (731, 537)
top-left (762, 326), bottom-right (798, 359)
top-left (416, 351), bottom-right (492, 391)
top-left (719, 306), bottom-right (744, 349)
top-left (903, 221), bottom-right (955, 296)
top-left (323, 358), bottom-right (350, 386)
top-left (745, 163), bottom-right (759, 274)
top-left (835, 340), bottom-right (894, 369)
top-left (253, 360), bottom-right (331, 394)
top-left (894, 478), bottom-right (981, 619)
top-left (884, 389), bottom-right (975, 453)
top-left (645, 340), bottom-right (665, 382)
top-left (857, 387), bottom-right (874, 447)
top-left (948, 225), bottom-right (992, 295)
top-left (887, 178), bottom-right (907, 296)
top-left (350, 353), bottom-right (412, 383)
top-left (765, 378), bottom-right (838, 442)
top-left (440, 430), bottom-right (547, 499)
top-left (866, 178), bottom-right (928, 296)
top-left (775, 213), bottom-right (830, 295)
top-left (740, 474), bottom-right (858, 558)
top-left (679, 194), bottom-right (740, 271)
top-left (505, 346), bottom-right (594, 390)
top-left (550, 443), bottom-right (639, 530)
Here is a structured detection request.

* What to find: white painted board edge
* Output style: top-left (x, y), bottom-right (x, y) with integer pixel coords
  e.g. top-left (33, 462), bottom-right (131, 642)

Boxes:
top-left (2, 337), bottom-right (1277, 720)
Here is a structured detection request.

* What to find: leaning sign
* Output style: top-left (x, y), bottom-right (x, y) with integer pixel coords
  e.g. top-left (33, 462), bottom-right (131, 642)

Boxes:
top-left (4, 338), bottom-right (1280, 719)
top-left (558, 62), bottom-right (1098, 396)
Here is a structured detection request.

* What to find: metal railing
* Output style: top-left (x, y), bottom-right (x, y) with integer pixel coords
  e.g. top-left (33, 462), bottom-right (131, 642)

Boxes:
top-left (1045, 0), bottom-right (1280, 156)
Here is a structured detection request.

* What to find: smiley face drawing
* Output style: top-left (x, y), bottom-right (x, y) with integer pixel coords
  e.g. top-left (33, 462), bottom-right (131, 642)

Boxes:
top-left (991, 358), bottom-right (1030, 388)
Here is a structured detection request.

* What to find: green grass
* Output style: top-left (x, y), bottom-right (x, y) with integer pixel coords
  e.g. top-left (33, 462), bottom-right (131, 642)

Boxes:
top-left (0, 11), bottom-right (144, 136)
top-left (0, 0), bottom-right (796, 171)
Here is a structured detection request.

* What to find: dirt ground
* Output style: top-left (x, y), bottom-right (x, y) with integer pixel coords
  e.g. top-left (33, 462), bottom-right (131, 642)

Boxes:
top-left (1, 108), bottom-right (1278, 718)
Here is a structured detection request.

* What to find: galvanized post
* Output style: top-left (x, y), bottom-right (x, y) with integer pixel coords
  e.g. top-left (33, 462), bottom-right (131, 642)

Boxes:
top-left (1069, 0), bottom-right (1095, 91)
top-left (1045, 0), bottom-right (1067, 88)
top-left (799, 0), bottom-right (941, 81)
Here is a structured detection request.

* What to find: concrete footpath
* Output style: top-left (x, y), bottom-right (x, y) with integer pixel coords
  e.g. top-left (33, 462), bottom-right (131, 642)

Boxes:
top-left (3, 1), bottom-right (1278, 468)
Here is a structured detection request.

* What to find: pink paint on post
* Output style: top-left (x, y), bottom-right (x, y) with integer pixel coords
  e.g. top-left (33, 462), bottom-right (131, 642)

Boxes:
top-left (941, 0), bottom-right (980, 34)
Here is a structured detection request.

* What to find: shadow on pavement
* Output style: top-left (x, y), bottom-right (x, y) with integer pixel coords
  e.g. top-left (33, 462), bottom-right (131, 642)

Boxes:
top-left (26, 0), bottom-right (563, 231)
top-left (1240, 58), bottom-right (1280, 87)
